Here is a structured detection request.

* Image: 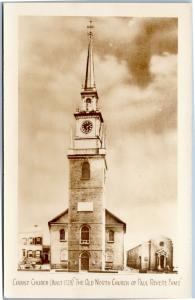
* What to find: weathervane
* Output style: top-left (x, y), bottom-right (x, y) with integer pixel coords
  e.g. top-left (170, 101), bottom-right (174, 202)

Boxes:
top-left (87, 20), bottom-right (94, 39)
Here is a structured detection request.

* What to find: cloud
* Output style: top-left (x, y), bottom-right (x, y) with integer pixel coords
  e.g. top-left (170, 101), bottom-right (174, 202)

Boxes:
top-left (20, 16), bottom-right (177, 88)
top-left (97, 53), bottom-right (177, 140)
top-left (95, 17), bottom-right (178, 87)
top-left (150, 53), bottom-right (177, 76)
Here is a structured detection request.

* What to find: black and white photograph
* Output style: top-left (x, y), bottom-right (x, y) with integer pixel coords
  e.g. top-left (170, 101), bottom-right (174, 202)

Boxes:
top-left (18, 15), bottom-right (177, 273)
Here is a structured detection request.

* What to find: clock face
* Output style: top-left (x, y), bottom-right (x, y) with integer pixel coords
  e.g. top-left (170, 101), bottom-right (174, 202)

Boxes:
top-left (81, 120), bottom-right (93, 134)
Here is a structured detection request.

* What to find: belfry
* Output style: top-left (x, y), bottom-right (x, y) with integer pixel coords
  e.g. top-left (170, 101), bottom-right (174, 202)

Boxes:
top-left (48, 21), bottom-right (126, 272)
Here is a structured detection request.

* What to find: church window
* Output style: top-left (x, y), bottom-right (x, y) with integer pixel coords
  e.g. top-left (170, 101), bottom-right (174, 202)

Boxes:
top-left (60, 229), bottom-right (66, 241)
top-left (106, 251), bottom-right (113, 262)
top-left (159, 241), bottom-right (164, 246)
top-left (80, 225), bottom-right (90, 244)
top-left (82, 161), bottom-right (90, 180)
top-left (60, 249), bottom-right (68, 261)
top-left (108, 230), bottom-right (114, 242)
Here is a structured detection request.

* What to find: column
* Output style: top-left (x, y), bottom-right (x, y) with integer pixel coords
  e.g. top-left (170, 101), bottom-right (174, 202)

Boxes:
top-left (157, 255), bottom-right (161, 270)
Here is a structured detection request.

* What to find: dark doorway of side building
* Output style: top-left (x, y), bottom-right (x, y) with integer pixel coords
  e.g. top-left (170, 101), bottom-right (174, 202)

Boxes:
top-left (139, 256), bottom-right (141, 269)
top-left (160, 255), bottom-right (165, 269)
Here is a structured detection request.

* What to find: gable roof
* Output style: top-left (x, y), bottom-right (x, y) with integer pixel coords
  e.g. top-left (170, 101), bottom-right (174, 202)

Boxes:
top-left (149, 235), bottom-right (172, 242)
top-left (48, 209), bottom-right (68, 226)
top-left (106, 209), bottom-right (126, 232)
top-left (48, 208), bottom-right (126, 232)
top-left (156, 249), bottom-right (168, 256)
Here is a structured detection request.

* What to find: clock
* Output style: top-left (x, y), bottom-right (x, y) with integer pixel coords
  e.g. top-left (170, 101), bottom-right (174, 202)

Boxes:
top-left (81, 120), bottom-right (93, 134)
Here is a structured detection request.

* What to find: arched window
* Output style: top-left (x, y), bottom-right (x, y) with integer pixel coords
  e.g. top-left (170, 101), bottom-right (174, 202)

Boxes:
top-left (86, 98), bottom-right (91, 104)
top-left (108, 230), bottom-right (114, 242)
top-left (86, 98), bottom-right (91, 111)
top-left (80, 251), bottom-right (90, 271)
top-left (60, 229), bottom-right (65, 241)
top-left (82, 161), bottom-right (90, 180)
top-left (80, 225), bottom-right (90, 244)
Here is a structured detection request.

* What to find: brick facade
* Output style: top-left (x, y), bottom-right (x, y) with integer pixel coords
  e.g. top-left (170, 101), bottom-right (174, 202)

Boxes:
top-left (68, 156), bottom-right (106, 271)
top-left (49, 209), bottom-right (125, 271)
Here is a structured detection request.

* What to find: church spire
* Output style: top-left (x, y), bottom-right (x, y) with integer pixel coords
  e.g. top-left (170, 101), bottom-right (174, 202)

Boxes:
top-left (84, 21), bottom-right (96, 91)
top-left (79, 20), bottom-right (99, 113)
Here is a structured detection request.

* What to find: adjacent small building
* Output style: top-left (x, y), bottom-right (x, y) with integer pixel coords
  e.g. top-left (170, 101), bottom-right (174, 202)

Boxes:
top-left (18, 226), bottom-right (50, 268)
top-left (19, 227), bottom-right (43, 266)
top-left (127, 236), bottom-right (174, 272)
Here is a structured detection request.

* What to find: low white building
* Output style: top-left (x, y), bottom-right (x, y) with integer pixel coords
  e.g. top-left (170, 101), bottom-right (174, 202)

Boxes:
top-left (18, 226), bottom-right (44, 267)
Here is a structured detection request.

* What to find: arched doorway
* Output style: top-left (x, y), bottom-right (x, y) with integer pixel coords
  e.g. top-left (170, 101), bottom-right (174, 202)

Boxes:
top-left (80, 252), bottom-right (89, 271)
top-left (156, 249), bottom-right (167, 271)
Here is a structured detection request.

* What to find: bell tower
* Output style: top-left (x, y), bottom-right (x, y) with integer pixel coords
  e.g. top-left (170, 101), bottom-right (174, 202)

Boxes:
top-left (67, 21), bottom-right (107, 272)
top-left (73, 21), bottom-right (104, 152)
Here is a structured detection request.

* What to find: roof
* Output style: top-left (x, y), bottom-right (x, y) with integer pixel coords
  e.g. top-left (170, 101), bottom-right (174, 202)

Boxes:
top-left (127, 236), bottom-right (173, 252)
top-left (84, 24), bottom-right (96, 91)
top-left (106, 209), bottom-right (126, 232)
top-left (48, 208), bottom-right (126, 232)
top-left (74, 111), bottom-right (103, 122)
top-left (149, 235), bottom-right (172, 242)
top-left (48, 209), bottom-right (68, 225)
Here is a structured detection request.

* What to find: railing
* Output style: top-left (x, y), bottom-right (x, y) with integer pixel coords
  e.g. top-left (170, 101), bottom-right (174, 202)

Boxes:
top-left (80, 240), bottom-right (90, 245)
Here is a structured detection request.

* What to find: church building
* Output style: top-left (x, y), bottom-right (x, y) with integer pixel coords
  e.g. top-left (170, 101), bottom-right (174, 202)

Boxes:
top-left (127, 236), bottom-right (174, 272)
top-left (48, 22), bottom-right (126, 272)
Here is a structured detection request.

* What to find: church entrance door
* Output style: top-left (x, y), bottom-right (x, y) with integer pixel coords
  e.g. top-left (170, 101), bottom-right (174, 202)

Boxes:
top-left (80, 252), bottom-right (89, 271)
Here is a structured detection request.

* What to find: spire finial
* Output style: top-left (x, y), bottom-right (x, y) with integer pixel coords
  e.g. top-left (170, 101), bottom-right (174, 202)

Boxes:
top-left (84, 20), bottom-right (96, 91)
top-left (87, 20), bottom-right (94, 40)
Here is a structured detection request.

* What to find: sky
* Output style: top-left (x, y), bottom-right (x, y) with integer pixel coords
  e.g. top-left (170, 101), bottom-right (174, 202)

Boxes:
top-left (18, 16), bottom-right (178, 249)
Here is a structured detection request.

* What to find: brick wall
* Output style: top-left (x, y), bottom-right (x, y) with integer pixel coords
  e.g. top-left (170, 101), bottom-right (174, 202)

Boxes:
top-left (68, 156), bottom-right (106, 271)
